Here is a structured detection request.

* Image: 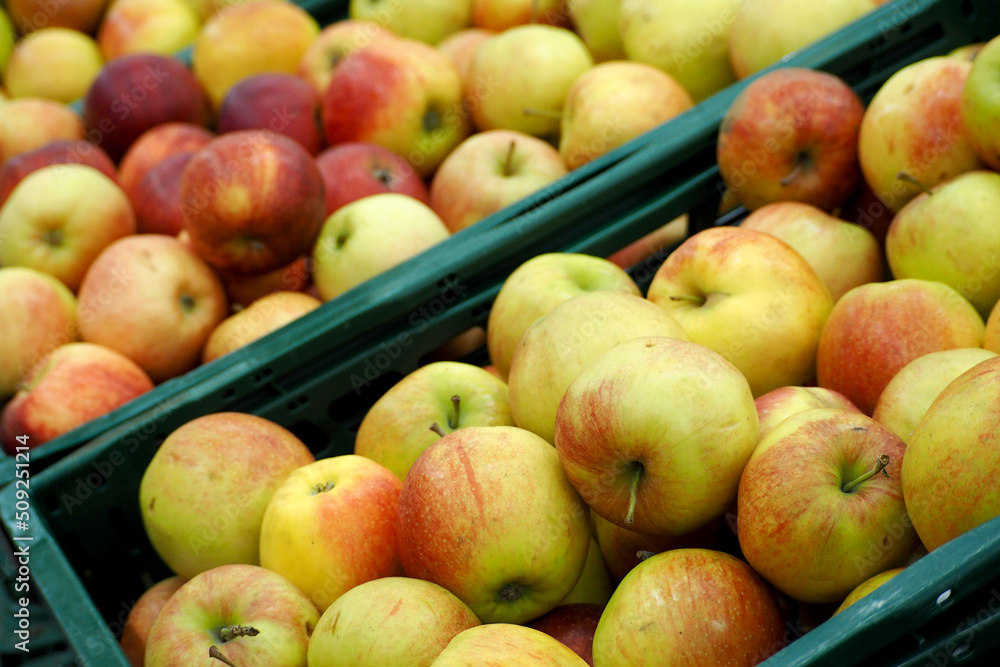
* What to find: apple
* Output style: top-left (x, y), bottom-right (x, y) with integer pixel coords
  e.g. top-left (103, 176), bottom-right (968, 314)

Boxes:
top-left (472, 0), bottom-right (569, 31)
top-left (559, 537), bottom-right (615, 607)
top-left (311, 193), bottom-right (450, 301)
top-left (0, 164), bottom-right (135, 292)
top-left (833, 567), bottom-right (904, 616)
top-left (528, 603), bottom-right (602, 666)
top-left (487, 253), bottom-right (640, 381)
top-left (606, 215), bottom-right (687, 270)
top-left (6, 0), bottom-right (106, 33)
top-left (816, 279), bottom-right (985, 415)
top-left (592, 549), bottom-right (786, 665)
top-left (140, 413), bottom-right (315, 578)
top-left (97, 0), bottom-right (200, 61)
top-left (861, 57), bottom-right (984, 215)
top-left (217, 73), bottom-right (323, 155)
top-left (508, 292), bottom-right (688, 444)
top-left (728, 0), bottom-right (879, 78)
top-left (322, 38), bottom-right (470, 177)
top-left (437, 28), bottom-right (495, 101)
top-left (307, 577), bottom-right (480, 667)
top-left (433, 624), bottom-right (589, 666)
top-left (0, 8), bottom-right (11, 71)
top-left (296, 19), bottom-right (396, 95)
top-left (1, 342), bottom-right (154, 453)
top-left (202, 291), bottom-right (321, 364)
top-left (118, 123), bottom-right (213, 201)
top-left (430, 129), bottom-right (567, 232)
top-left (903, 356), bottom-right (1000, 550)
top-left (131, 151), bottom-right (194, 235)
top-left (0, 98), bottom-right (84, 163)
top-left (191, 1), bottom-right (319, 108)
top-left (144, 564), bottom-right (319, 667)
top-left (468, 25), bottom-right (594, 138)
top-left (717, 67), bottom-right (864, 212)
top-left (119, 576), bottom-right (184, 667)
top-left (619, 0), bottom-right (740, 101)
top-left (755, 386), bottom-right (861, 442)
top-left (560, 61), bottom-right (694, 170)
top-left (741, 202), bottom-right (883, 302)
top-left (555, 336), bottom-right (757, 535)
top-left (646, 226), bottom-right (834, 397)
top-left (180, 130), bottom-right (327, 274)
top-left (0, 268), bottom-right (78, 401)
top-left (350, 0), bottom-right (471, 44)
top-left (397, 425), bottom-right (591, 624)
top-left (961, 35), bottom-right (1000, 170)
top-left (738, 408), bottom-right (914, 603)
top-left (987, 298), bottom-right (1000, 353)
top-left (354, 361), bottom-right (514, 480)
top-left (217, 256), bottom-right (311, 308)
top-left (568, 0), bottom-right (625, 63)
top-left (0, 139), bottom-right (118, 208)
top-left (77, 234), bottom-right (228, 383)
top-left (886, 171), bottom-right (1000, 316)
top-left (424, 326), bottom-right (488, 363)
top-left (83, 53), bottom-right (209, 162)
top-left (316, 142), bottom-right (429, 215)
top-left (2, 27), bottom-right (103, 104)
top-left (259, 455), bottom-right (403, 611)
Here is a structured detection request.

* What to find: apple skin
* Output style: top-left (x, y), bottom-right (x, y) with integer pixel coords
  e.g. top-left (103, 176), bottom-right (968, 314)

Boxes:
top-left (832, 567), bottom-right (904, 616)
top-left (432, 624), bottom-right (590, 666)
top-left (873, 348), bottom-right (997, 444)
top-left (296, 19), bottom-right (396, 95)
top-left (217, 256), bottom-right (311, 308)
top-left (903, 356), bottom-right (1000, 551)
top-left (508, 291), bottom-right (688, 444)
top-left (192, 1), bottom-right (319, 108)
top-left (987, 298), bottom-right (1000, 353)
top-left (144, 564), bottom-right (319, 667)
top-left (315, 142), bottom-right (429, 215)
top-left (717, 67), bottom-right (864, 212)
top-left (592, 549), bottom-right (786, 666)
top-left (217, 73), bottom-right (323, 155)
top-left (1, 343), bottom-right (154, 453)
top-left (180, 130), bottom-right (327, 274)
top-left (437, 28), bottom-right (495, 100)
top-left (471, 0), bottom-right (567, 32)
top-left (139, 413), bottom-right (315, 579)
top-left (259, 455), bottom-right (403, 612)
top-left (755, 386), bottom-right (861, 442)
top-left (118, 123), bottom-right (214, 202)
top-left (354, 361), bottom-right (514, 480)
top-left (132, 152), bottom-right (194, 236)
top-left (528, 603), bottom-right (603, 667)
top-left (120, 576), bottom-right (185, 667)
top-left (322, 38), bottom-right (470, 177)
top-left (569, 0), bottom-right (625, 63)
top-left (202, 291), bottom-right (321, 364)
top-left (3, 27), bottom-right (104, 104)
top-left (961, 35), bottom-right (1000, 170)
top-left (556, 336), bottom-right (757, 536)
top-left (0, 139), bottom-right (118, 208)
top-left (0, 267), bottom-right (78, 401)
top-left (559, 537), bottom-right (615, 607)
top-left (0, 98), bottom-right (84, 163)
top-left (606, 215), bottom-right (686, 270)
top-left (350, 0), bottom-right (471, 44)
top-left (740, 201), bottom-right (884, 302)
top-left (0, 164), bottom-right (136, 292)
top-left (860, 57), bottom-right (984, 213)
top-left (307, 577), bottom-right (481, 667)
top-left (886, 171), bottom-right (1000, 317)
top-left (83, 53), bottom-right (210, 162)
top-left (6, 0), bottom-right (106, 34)
top-left (486, 253), bottom-right (639, 380)
top-left (430, 129), bottom-right (567, 232)
top-left (559, 61), bottom-right (693, 170)
top-left (738, 408), bottom-right (914, 603)
top-left (97, 0), bottom-right (200, 61)
top-left (647, 226), bottom-right (834, 397)
top-left (816, 279), bottom-right (985, 415)
top-left (311, 193), bottom-right (450, 301)
top-left (397, 426), bottom-right (591, 625)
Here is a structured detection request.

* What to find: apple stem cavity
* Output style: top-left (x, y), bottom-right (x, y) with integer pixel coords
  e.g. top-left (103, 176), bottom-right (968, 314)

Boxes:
top-left (429, 422), bottom-right (447, 438)
top-left (311, 482), bottom-right (335, 495)
top-left (448, 394), bottom-right (462, 429)
top-left (209, 646), bottom-right (239, 666)
top-left (496, 582), bottom-right (525, 603)
top-left (625, 462), bottom-right (644, 525)
top-left (896, 172), bottom-right (934, 196)
top-left (780, 152), bottom-right (811, 187)
top-left (373, 166), bottom-right (394, 188)
top-left (179, 294), bottom-right (196, 311)
top-left (42, 229), bottom-right (64, 247)
top-left (842, 454), bottom-right (890, 493)
top-left (503, 140), bottom-right (517, 177)
top-left (669, 294), bottom-right (704, 305)
top-left (636, 550), bottom-right (656, 562)
top-left (522, 107), bottom-right (563, 120)
top-left (423, 108), bottom-right (443, 134)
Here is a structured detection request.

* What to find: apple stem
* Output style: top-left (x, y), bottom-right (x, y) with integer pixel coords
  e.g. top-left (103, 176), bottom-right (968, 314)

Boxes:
top-left (780, 152), bottom-right (811, 187)
top-left (896, 172), bottom-right (934, 196)
top-left (636, 550), bottom-right (656, 562)
top-left (625, 463), bottom-right (644, 526)
top-left (448, 394), bottom-right (461, 430)
top-left (503, 140), bottom-right (517, 177)
top-left (311, 481), bottom-right (335, 495)
top-left (209, 646), bottom-right (238, 666)
top-left (429, 422), bottom-right (447, 438)
top-left (522, 107), bottom-right (563, 120)
top-left (219, 625), bottom-right (259, 642)
top-left (842, 454), bottom-right (890, 493)
top-left (669, 294), bottom-right (703, 304)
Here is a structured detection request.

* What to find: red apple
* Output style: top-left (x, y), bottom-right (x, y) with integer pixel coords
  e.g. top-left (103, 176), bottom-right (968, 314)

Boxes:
top-left (315, 142), bottom-right (429, 215)
top-left (296, 19), bottom-right (396, 95)
top-left (217, 73), bottom-right (323, 155)
top-left (131, 152), bottom-right (193, 235)
top-left (120, 576), bottom-right (185, 667)
top-left (217, 256), bottom-right (311, 308)
top-left (6, 0), bottom-right (106, 34)
top-left (755, 386), bottom-right (861, 442)
top-left (118, 122), bottom-right (214, 200)
top-left (0, 98), bottom-right (84, 163)
top-left (528, 604), bottom-right (603, 667)
top-left (0, 139), bottom-right (117, 208)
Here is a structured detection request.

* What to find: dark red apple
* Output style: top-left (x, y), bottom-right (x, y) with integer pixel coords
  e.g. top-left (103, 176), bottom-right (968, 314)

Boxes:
top-left (528, 603), bottom-right (603, 666)
top-left (0, 139), bottom-right (118, 208)
top-left (315, 142), bottom-right (428, 215)
top-left (133, 152), bottom-right (194, 236)
top-left (118, 122), bottom-right (215, 199)
top-left (83, 54), bottom-right (210, 162)
top-left (217, 73), bottom-right (323, 156)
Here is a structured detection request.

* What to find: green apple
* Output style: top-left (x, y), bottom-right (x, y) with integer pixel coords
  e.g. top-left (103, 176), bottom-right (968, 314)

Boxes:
top-left (486, 252), bottom-right (639, 381)
top-left (2, 28), bottom-right (103, 104)
top-left (350, 0), bottom-right (470, 44)
top-left (0, 7), bottom-right (13, 71)
top-left (738, 408), bottom-right (914, 603)
top-left (432, 623), bottom-right (590, 666)
top-left (559, 537), bottom-right (614, 606)
top-left (307, 577), bottom-right (480, 667)
top-left (139, 413), bottom-right (315, 579)
top-left (397, 426), bottom-right (591, 624)
top-left (833, 567), bottom-right (905, 615)
top-left (961, 34), bottom-right (1000, 170)
top-left (619, 0), bottom-right (741, 101)
top-left (508, 291), bottom-right (688, 444)
top-left (568, 0), bottom-right (625, 62)
top-left (97, 0), bottom-right (201, 61)
top-left (354, 361), bottom-right (514, 480)
top-left (903, 355), bottom-right (1000, 550)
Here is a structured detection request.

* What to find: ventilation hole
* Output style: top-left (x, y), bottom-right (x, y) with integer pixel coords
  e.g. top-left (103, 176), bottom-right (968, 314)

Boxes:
top-left (437, 273), bottom-right (457, 289)
top-left (287, 395), bottom-right (309, 412)
top-left (222, 387), bottom-right (236, 400)
top-left (937, 589), bottom-right (952, 605)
